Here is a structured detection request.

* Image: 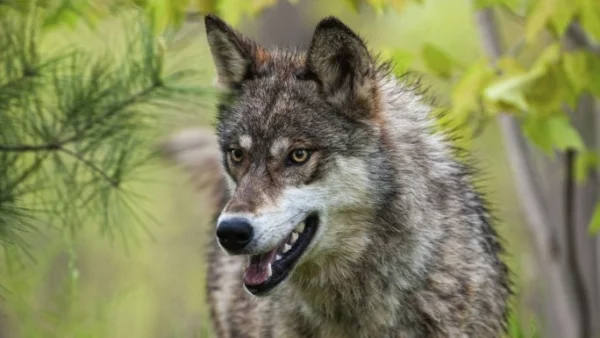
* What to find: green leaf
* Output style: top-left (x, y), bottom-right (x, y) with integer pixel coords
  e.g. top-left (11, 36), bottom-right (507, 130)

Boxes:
top-left (548, 116), bottom-right (585, 152)
top-left (497, 57), bottom-right (527, 75)
top-left (523, 45), bottom-right (563, 110)
top-left (522, 115), bottom-right (585, 155)
top-left (422, 44), bottom-right (454, 78)
top-left (525, 0), bottom-right (555, 43)
top-left (562, 51), bottom-right (589, 93)
top-left (589, 203), bottom-right (600, 235)
top-left (531, 43), bottom-right (562, 73)
top-left (553, 64), bottom-right (580, 110)
top-left (525, 69), bottom-right (565, 114)
top-left (452, 60), bottom-right (494, 114)
top-left (580, 0), bottom-right (600, 41)
top-left (551, 0), bottom-right (579, 37)
top-left (483, 68), bottom-right (543, 112)
top-left (522, 115), bottom-right (555, 155)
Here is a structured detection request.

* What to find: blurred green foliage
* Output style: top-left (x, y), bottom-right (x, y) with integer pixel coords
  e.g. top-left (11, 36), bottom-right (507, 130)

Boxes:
top-left (0, 2), bottom-right (215, 336)
top-left (343, 0), bottom-right (600, 236)
top-left (1, 0), bottom-right (598, 337)
top-left (390, 0), bottom-right (600, 234)
top-left (0, 1), bottom-right (211, 252)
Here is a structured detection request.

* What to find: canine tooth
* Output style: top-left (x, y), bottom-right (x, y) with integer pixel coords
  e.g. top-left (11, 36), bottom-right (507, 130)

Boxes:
top-left (290, 232), bottom-right (299, 244)
top-left (276, 254), bottom-right (282, 261)
top-left (283, 244), bottom-right (292, 253)
top-left (267, 264), bottom-right (272, 278)
top-left (295, 222), bottom-right (305, 233)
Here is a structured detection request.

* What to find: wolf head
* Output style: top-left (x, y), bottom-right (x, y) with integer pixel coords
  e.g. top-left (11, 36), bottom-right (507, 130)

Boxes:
top-left (205, 15), bottom-right (393, 296)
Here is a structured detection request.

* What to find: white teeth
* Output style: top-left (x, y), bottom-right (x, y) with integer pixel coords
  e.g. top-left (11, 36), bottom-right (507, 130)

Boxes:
top-left (276, 254), bottom-right (282, 261)
top-left (290, 232), bottom-right (299, 244)
top-left (267, 264), bottom-right (272, 278)
top-left (295, 222), bottom-right (305, 233)
top-left (283, 244), bottom-right (292, 253)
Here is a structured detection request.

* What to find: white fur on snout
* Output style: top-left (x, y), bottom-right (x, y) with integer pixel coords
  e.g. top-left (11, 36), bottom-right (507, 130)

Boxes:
top-left (217, 203), bottom-right (307, 255)
top-left (217, 156), bottom-right (373, 259)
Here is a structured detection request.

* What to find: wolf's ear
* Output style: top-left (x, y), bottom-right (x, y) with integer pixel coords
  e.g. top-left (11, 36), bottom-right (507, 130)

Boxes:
top-left (306, 17), bottom-right (375, 116)
top-left (204, 15), bottom-right (269, 90)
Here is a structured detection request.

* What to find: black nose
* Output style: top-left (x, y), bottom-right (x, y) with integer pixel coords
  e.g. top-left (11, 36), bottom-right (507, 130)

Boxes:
top-left (216, 218), bottom-right (253, 251)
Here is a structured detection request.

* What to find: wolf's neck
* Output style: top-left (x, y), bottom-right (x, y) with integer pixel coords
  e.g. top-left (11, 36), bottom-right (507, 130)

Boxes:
top-left (283, 212), bottom-right (429, 331)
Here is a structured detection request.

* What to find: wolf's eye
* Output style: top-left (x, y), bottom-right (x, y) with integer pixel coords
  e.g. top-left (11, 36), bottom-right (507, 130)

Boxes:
top-left (288, 149), bottom-right (311, 165)
top-left (229, 148), bottom-right (244, 164)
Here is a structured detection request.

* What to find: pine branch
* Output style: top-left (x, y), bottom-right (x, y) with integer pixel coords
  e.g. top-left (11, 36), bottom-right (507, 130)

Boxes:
top-left (0, 6), bottom-right (209, 253)
top-left (0, 143), bottom-right (62, 152)
top-left (57, 146), bottom-right (119, 188)
top-left (0, 83), bottom-right (161, 153)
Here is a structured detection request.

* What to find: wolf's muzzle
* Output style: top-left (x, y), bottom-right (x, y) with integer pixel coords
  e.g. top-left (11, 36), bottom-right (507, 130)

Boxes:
top-left (216, 218), bottom-right (254, 251)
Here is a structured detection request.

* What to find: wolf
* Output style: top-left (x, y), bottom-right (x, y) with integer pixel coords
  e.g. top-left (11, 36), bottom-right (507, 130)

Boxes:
top-left (161, 14), bottom-right (510, 338)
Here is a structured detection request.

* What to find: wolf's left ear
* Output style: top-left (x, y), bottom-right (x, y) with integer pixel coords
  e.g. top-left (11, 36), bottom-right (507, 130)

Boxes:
top-left (306, 17), bottom-right (375, 117)
top-left (205, 15), bottom-right (269, 90)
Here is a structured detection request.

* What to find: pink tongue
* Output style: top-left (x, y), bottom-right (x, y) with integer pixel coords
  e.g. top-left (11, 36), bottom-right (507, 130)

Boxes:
top-left (243, 248), bottom-right (278, 286)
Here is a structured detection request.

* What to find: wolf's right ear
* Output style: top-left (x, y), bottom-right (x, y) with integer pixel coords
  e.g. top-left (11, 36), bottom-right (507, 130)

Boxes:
top-left (306, 17), bottom-right (375, 117)
top-left (204, 15), bottom-right (269, 90)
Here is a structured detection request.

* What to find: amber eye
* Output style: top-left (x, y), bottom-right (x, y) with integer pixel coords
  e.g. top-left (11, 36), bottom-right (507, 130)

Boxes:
top-left (288, 149), bottom-right (311, 165)
top-left (229, 148), bottom-right (244, 163)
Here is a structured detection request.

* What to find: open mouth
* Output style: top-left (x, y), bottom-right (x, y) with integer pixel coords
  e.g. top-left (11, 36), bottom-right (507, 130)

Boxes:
top-left (243, 213), bottom-right (319, 295)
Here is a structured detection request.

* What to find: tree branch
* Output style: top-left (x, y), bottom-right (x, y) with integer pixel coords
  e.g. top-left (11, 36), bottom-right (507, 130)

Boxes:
top-left (57, 146), bottom-right (118, 188)
top-left (564, 149), bottom-right (591, 338)
top-left (474, 7), bottom-right (580, 338)
top-left (566, 24), bottom-right (600, 54)
top-left (564, 22), bottom-right (600, 338)
top-left (0, 142), bottom-right (61, 152)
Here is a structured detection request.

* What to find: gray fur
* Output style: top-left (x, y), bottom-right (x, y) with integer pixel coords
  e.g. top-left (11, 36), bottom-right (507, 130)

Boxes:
top-left (162, 15), bottom-right (510, 338)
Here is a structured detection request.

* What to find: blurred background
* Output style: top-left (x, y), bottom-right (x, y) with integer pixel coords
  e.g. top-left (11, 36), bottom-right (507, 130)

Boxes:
top-left (0, 0), bottom-right (598, 337)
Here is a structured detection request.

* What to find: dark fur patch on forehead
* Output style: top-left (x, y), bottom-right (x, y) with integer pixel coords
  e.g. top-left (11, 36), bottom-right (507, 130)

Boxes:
top-left (251, 49), bottom-right (307, 79)
top-left (214, 45), bottom-right (381, 166)
top-left (215, 50), bottom-right (306, 112)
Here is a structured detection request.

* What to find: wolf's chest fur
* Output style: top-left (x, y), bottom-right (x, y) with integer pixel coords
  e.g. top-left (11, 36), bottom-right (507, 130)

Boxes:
top-left (163, 14), bottom-right (510, 338)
